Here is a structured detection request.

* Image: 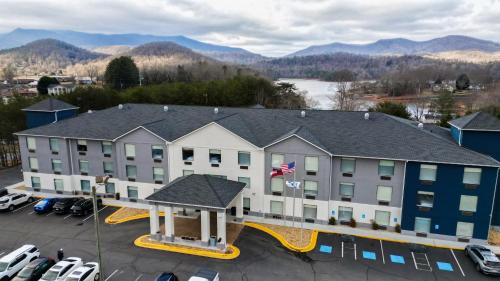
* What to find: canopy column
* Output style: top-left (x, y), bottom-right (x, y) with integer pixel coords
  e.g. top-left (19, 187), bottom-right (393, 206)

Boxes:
top-left (162, 205), bottom-right (175, 242)
top-left (149, 205), bottom-right (160, 238)
top-left (200, 209), bottom-right (210, 245)
top-left (216, 210), bottom-right (226, 249)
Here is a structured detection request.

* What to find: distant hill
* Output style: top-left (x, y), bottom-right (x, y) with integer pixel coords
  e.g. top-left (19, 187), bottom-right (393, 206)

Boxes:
top-left (288, 35), bottom-right (500, 57)
top-left (0, 38), bottom-right (106, 74)
top-left (92, 45), bottom-right (132, 55)
top-left (0, 28), bottom-right (264, 64)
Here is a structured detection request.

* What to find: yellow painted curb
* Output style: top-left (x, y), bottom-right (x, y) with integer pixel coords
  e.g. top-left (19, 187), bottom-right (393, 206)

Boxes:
top-left (244, 222), bottom-right (318, 252)
top-left (104, 207), bottom-right (164, 225)
top-left (134, 235), bottom-right (240, 260)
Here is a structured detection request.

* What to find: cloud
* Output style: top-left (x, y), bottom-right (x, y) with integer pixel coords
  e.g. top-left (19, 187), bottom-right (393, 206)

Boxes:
top-left (0, 0), bottom-right (498, 56)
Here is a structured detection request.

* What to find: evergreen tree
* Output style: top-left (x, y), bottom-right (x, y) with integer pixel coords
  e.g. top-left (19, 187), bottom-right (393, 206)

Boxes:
top-left (456, 73), bottom-right (470, 90)
top-left (36, 76), bottom-right (59, 95)
top-left (104, 56), bottom-right (139, 90)
top-left (369, 101), bottom-right (411, 119)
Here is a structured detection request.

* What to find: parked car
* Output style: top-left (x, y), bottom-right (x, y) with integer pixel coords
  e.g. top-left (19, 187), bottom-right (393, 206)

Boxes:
top-left (0, 245), bottom-right (40, 281)
top-left (188, 269), bottom-right (219, 281)
top-left (63, 262), bottom-right (99, 281)
top-left (34, 198), bottom-right (59, 214)
top-left (0, 187), bottom-right (7, 197)
top-left (40, 257), bottom-right (82, 281)
top-left (12, 257), bottom-right (55, 281)
top-left (0, 193), bottom-right (33, 211)
top-left (70, 199), bottom-right (101, 216)
top-left (465, 245), bottom-right (500, 275)
top-left (54, 198), bottom-right (83, 215)
top-left (155, 272), bottom-right (178, 281)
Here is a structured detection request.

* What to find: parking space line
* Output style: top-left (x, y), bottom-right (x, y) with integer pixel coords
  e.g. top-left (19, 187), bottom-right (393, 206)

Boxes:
top-left (379, 240), bottom-right (385, 264)
top-left (104, 269), bottom-right (119, 281)
top-left (134, 274), bottom-right (143, 281)
top-left (354, 243), bottom-right (357, 260)
top-left (63, 214), bottom-right (72, 220)
top-left (411, 252), bottom-right (418, 270)
top-left (82, 206), bottom-right (109, 222)
top-left (12, 199), bottom-right (41, 213)
top-left (450, 249), bottom-right (465, 277)
top-left (424, 253), bottom-right (432, 272)
top-left (341, 241), bottom-right (344, 258)
top-left (28, 211), bottom-right (35, 215)
top-left (45, 211), bottom-right (54, 217)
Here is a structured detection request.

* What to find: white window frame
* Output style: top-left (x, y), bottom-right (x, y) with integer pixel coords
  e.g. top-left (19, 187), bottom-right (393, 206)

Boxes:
top-left (304, 180), bottom-right (318, 196)
top-left (340, 158), bottom-right (355, 174)
top-left (376, 186), bottom-right (392, 202)
top-left (414, 217), bottom-right (431, 233)
top-left (270, 200), bottom-right (283, 215)
top-left (79, 160), bottom-right (89, 173)
top-left (305, 156), bottom-right (319, 172)
top-left (127, 186), bottom-right (139, 199)
top-left (238, 151), bottom-right (251, 166)
top-left (153, 167), bottom-right (164, 181)
top-left (27, 137), bottom-right (36, 151)
top-left (378, 160), bottom-right (395, 176)
top-left (271, 177), bottom-right (284, 193)
top-left (463, 167), bottom-right (481, 185)
top-left (151, 145), bottom-right (163, 160)
top-left (238, 177), bottom-right (251, 189)
top-left (31, 176), bottom-right (41, 188)
top-left (456, 221), bottom-right (474, 238)
top-left (54, 179), bottom-right (64, 191)
top-left (209, 149), bottom-right (222, 164)
top-left (417, 191), bottom-right (434, 208)
top-left (338, 206), bottom-right (353, 221)
top-left (339, 182), bottom-right (354, 198)
top-left (419, 164), bottom-right (437, 181)
top-left (49, 138), bottom-right (59, 152)
top-left (303, 204), bottom-right (317, 219)
top-left (271, 154), bottom-right (284, 169)
top-left (459, 195), bottom-right (478, 213)
top-left (101, 141), bottom-right (112, 155)
top-left (125, 144), bottom-right (136, 158)
top-left (51, 159), bottom-right (62, 172)
top-left (29, 157), bottom-right (38, 170)
top-left (126, 165), bottom-right (137, 179)
top-left (375, 210), bottom-right (391, 226)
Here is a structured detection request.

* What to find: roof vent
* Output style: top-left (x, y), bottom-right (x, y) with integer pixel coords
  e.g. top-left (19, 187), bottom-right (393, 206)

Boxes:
top-left (418, 123), bottom-right (424, 129)
top-left (118, 104), bottom-right (123, 110)
top-left (364, 112), bottom-right (370, 120)
top-left (300, 110), bottom-right (306, 118)
top-left (87, 110), bottom-right (92, 114)
top-left (163, 105), bottom-right (169, 112)
top-left (214, 107), bottom-right (219, 114)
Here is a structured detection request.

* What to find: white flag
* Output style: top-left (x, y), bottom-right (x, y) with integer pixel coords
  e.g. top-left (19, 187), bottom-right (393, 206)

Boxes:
top-left (286, 181), bottom-right (301, 189)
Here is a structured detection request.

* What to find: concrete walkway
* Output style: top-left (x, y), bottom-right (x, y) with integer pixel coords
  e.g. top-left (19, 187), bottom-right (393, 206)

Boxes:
top-left (0, 165), bottom-right (22, 188)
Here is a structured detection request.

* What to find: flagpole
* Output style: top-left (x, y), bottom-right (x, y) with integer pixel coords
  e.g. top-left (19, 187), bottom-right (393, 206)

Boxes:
top-left (283, 169), bottom-right (287, 227)
top-left (300, 181), bottom-right (304, 245)
top-left (292, 171), bottom-right (296, 229)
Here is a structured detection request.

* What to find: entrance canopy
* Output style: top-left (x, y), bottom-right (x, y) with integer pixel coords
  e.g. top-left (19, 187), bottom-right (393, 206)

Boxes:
top-left (146, 174), bottom-right (246, 209)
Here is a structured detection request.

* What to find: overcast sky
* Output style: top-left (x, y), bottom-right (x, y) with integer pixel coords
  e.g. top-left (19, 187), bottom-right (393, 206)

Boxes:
top-left (0, 0), bottom-right (499, 56)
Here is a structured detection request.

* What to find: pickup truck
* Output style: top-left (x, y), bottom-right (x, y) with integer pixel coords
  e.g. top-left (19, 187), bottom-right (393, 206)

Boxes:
top-left (188, 269), bottom-right (220, 281)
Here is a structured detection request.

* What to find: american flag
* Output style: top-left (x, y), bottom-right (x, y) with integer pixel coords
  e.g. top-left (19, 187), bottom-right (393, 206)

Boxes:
top-left (281, 161), bottom-right (296, 174)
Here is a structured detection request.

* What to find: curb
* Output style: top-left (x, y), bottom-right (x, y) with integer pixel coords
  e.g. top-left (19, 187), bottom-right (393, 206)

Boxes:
top-left (134, 235), bottom-right (240, 260)
top-left (244, 222), bottom-right (318, 252)
top-left (104, 207), bottom-right (164, 225)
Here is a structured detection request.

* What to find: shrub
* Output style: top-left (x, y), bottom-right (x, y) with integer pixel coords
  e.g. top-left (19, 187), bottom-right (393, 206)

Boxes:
top-left (349, 218), bottom-right (357, 228)
top-left (395, 223), bottom-right (401, 233)
top-left (329, 217), bottom-right (337, 225)
top-left (371, 220), bottom-right (379, 230)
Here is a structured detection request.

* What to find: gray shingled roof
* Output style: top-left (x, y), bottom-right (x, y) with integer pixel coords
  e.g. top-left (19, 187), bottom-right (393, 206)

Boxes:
top-left (146, 174), bottom-right (246, 208)
top-left (16, 103), bottom-right (500, 166)
top-left (449, 112), bottom-right (500, 131)
top-left (22, 98), bottom-right (78, 112)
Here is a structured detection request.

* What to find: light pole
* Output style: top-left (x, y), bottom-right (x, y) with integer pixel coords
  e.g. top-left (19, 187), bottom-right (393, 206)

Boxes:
top-left (93, 175), bottom-right (109, 281)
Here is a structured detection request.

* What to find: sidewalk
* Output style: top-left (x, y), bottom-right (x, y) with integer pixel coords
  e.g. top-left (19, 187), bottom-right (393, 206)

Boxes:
top-left (245, 215), bottom-right (500, 254)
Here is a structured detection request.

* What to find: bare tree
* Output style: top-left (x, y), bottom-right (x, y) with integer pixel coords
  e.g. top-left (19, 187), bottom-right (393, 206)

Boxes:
top-left (410, 84), bottom-right (427, 121)
top-left (327, 69), bottom-right (359, 110)
top-left (86, 64), bottom-right (99, 83)
top-left (1, 64), bottom-right (16, 83)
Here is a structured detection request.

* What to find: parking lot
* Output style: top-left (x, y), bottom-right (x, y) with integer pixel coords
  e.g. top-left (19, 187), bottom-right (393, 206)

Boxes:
top-left (0, 198), bottom-right (498, 281)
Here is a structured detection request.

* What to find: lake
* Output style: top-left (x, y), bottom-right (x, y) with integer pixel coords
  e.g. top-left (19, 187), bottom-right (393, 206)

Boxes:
top-left (277, 78), bottom-right (338, 109)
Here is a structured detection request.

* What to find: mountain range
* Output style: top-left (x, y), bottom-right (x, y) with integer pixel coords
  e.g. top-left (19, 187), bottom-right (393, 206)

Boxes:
top-left (287, 35), bottom-right (500, 57)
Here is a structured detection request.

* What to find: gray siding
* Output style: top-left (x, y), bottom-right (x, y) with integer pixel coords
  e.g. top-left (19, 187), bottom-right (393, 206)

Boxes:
top-left (264, 136), bottom-right (331, 201)
top-left (20, 136), bottom-right (71, 175)
top-left (69, 139), bottom-right (118, 177)
top-left (331, 157), bottom-right (405, 207)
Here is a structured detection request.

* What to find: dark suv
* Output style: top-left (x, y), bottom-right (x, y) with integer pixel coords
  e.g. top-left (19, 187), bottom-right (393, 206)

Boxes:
top-left (70, 198), bottom-right (102, 216)
top-left (54, 197), bottom-right (83, 215)
top-left (12, 257), bottom-right (55, 281)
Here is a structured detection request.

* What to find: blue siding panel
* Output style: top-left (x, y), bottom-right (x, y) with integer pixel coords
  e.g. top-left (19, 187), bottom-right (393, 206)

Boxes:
top-left (450, 126), bottom-right (461, 144)
top-left (402, 162), bottom-right (498, 240)
top-left (25, 109), bottom-right (77, 129)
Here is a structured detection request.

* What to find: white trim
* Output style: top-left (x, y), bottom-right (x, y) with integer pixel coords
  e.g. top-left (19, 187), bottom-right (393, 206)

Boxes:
top-left (112, 126), bottom-right (168, 142)
top-left (21, 107), bottom-right (79, 112)
top-left (488, 168), bottom-right (500, 233)
top-left (263, 134), bottom-right (332, 156)
top-left (147, 199), bottom-right (226, 210)
top-left (171, 122), bottom-right (261, 149)
top-left (448, 121), bottom-right (500, 132)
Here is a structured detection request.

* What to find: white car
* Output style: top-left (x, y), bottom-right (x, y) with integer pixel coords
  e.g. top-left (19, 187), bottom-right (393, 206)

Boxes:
top-left (40, 257), bottom-right (83, 281)
top-left (188, 269), bottom-right (220, 281)
top-left (0, 193), bottom-right (34, 211)
top-left (0, 245), bottom-right (40, 281)
top-left (64, 262), bottom-right (99, 281)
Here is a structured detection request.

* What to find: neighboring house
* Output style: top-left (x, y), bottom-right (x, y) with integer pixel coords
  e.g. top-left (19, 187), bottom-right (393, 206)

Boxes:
top-left (15, 102), bottom-right (500, 243)
top-left (47, 84), bottom-right (76, 96)
top-left (75, 77), bottom-right (93, 85)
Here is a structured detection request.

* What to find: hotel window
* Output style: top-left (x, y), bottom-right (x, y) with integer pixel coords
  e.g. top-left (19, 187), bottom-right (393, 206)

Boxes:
top-left (80, 180), bottom-right (91, 193)
top-left (271, 177), bottom-right (284, 194)
top-left (419, 164), bottom-right (437, 181)
top-left (153, 167), bottom-right (164, 183)
top-left (304, 180), bottom-right (318, 196)
top-left (305, 156), bottom-right (319, 175)
top-left (79, 160), bottom-right (89, 174)
top-left (417, 191), bottom-right (434, 208)
top-left (54, 179), bottom-right (64, 191)
top-left (456, 222), bottom-right (474, 239)
top-left (270, 201), bottom-right (283, 215)
top-left (376, 186), bottom-right (392, 203)
top-left (29, 157), bottom-right (39, 171)
top-left (126, 165), bottom-right (137, 179)
top-left (340, 158), bottom-right (355, 175)
top-left (125, 144), bottom-right (136, 159)
top-left (338, 206), bottom-right (353, 221)
top-left (127, 186), bottom-right (139, 199)
top-left (182, 148), bottom-right (194, 161)
top-left (31, 176), bottom-right (41, 188)
top-left (49, 138), bottom-right (59, 153)
top-left (210, 175), bottom-right (227, 179)
top-left (238, 177), bottom-right (251, 188)
top-left (378, 160), bottom-right (395, 177)
top-left (105, 182), bottom-right (115, 194)
top-left (209, 149), bottom-right (222, 164)
top-left (183, 170), bottom-right (194, 176)
top-left (339, 182), bottom-right (354, 199)
top-left (459, 195), bottom-right (478, 213)
top-left (243, 197), bottom-right (251, 211)
top-left (103, 161), bottom-right (113, 174)
top-left (375, 210), bottom-right (390, 226)
top-left (51, 159), bottom-right (62, 173)
top-left (271, 154), bottom-right (284, 169)
top-left (238, 151), bottom-right (251, 166)
top-left (101, 141), bottom-right (112, 155)
top-left (27, 137), bottom-right (36, 152)
top-left (77, 140), bottom-right (87, 152)
top-left (414, 217), bottom-right (431, 233)
top-left (303, 204), bottom-right (317, 220)
top-left (463, 167), bottom-right (481, 185)
top-left (151, 145), bottom-right (163, 160)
